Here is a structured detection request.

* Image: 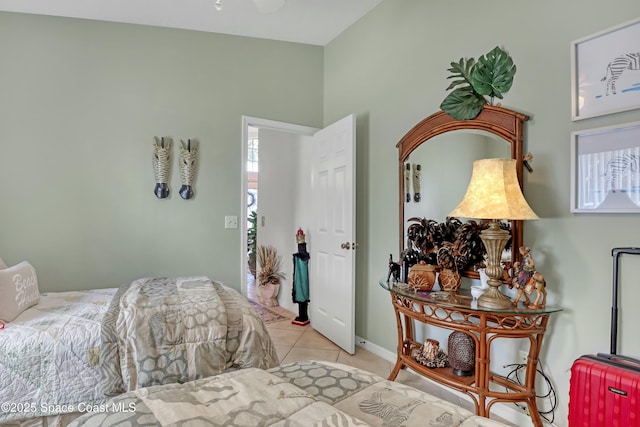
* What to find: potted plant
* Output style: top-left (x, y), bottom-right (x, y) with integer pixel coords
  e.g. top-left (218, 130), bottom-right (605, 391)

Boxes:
top-left (406, 217), bottom-right (442, 265)
top-left (440, 46), bottom-right (517, 120)
top-left (452, 220), bottom-right (487, 270)
top-left (256, 245), bottom-right (285, 307)
top-left (437, 242), bottom-right (462, 291)
top-left (247, 210), bottom-right (257, 276)
top-left (436, 220), bottom-right (487, 291)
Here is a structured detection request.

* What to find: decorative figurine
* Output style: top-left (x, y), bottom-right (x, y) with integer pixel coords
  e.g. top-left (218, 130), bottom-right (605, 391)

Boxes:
top-left (416, 339), bottom-right (448, 368)
top-left (400, 241), bottom-right (419, 283)
top-left (525, 270), bottom-right (547, 309)
top-left (387, 254), bottom-right (401, 283)
top-left (510, 246), bottom-right (547, 309)
top-left (292, 228), bottom-right (310, 326)
top-left (510, 260), bottom-right (531, 307)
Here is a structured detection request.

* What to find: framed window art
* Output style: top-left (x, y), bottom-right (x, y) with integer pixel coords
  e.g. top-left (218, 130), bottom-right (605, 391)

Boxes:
top-left (571, 17), bottom-right (640, 121)
top-left (571, 121), bottom-right (640, 213)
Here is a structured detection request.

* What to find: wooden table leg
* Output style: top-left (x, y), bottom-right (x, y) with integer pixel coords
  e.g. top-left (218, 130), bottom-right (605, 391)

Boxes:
top-left (388, 358), bottom-right (404, 380)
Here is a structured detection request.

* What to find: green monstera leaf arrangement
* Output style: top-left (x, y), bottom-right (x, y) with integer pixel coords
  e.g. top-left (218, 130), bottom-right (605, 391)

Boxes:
top-left (440, 46), bottom-right (516, 120)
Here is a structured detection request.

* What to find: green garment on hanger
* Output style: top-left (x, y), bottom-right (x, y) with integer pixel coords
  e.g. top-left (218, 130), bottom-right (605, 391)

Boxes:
top-left (292, 255), bottom-right (309, 303)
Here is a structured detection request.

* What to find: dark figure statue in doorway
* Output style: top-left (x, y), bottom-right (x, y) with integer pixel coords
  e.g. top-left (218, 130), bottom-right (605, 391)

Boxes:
top-left (292, 228), bottom-right (310, 326)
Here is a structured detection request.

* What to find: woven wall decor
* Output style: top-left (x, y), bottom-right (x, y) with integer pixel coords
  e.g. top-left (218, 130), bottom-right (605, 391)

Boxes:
top-left (152, 137), bottom-right (172, 199)
top-left (179, 139), bottom-right (198, 200)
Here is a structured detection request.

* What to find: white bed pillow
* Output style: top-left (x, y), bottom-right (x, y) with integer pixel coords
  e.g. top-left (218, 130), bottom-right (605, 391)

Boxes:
top-left (0, 257), bottom-right (7, 269)
top-left (0, 261), bottom-right (40, 322)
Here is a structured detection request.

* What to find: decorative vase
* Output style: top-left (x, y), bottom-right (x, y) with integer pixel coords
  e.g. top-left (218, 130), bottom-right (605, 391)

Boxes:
top-left (438, 268), bottom-right (462, 291)
top-left (448, 331), bottom-right (476, 376)
top-left (408, 263), bottom-right (437, 291)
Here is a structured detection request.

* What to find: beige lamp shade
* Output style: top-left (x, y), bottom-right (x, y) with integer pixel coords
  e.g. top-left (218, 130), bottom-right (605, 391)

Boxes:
top-left (449, 158), bottom-right (539, 221)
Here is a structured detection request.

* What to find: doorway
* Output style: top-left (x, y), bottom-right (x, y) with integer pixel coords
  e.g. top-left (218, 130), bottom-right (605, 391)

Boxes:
top-left (240, 116), bottom-right (318, 314)
top-left (240, 114), bottom-right (357, 354)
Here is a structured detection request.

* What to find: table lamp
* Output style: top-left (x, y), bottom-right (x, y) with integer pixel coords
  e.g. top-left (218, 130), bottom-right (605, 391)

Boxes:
top-left (449, 158), bottom-right (538, 309)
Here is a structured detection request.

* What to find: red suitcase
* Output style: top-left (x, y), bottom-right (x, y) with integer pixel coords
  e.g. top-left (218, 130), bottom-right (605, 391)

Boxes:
top-left (568, 247), bottom-right (640, 427)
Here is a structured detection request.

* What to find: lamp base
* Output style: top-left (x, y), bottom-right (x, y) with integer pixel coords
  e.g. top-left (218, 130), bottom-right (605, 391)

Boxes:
top-left (477, 285), bottom-right (512, 310)
top-left (477, 220), bottom-right (512, 310)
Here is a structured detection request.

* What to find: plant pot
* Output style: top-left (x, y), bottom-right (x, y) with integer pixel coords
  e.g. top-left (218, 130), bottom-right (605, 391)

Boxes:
top-left (258, 281), bottom-right (280, 307)
top-left (408, 263), bottom-right (437, 291)
top-left (438, 268), bottom-right (462, 291)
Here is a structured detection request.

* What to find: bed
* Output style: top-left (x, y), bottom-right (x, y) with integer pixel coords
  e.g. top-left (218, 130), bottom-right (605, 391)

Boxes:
top-left (67, 360), bottom-right (510, 427)
top-left (0, 276), bottom-right (279, 426)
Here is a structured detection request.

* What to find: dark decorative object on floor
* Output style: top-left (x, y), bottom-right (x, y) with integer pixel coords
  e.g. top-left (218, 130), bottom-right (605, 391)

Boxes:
top-left (292, 228), bottom-right (310, 326)
top-left (448, 331), bottom-right (476, 376)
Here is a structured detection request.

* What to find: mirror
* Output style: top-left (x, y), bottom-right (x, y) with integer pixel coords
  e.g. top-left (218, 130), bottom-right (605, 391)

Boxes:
top-left (397, 105), bottom-right (529, 278)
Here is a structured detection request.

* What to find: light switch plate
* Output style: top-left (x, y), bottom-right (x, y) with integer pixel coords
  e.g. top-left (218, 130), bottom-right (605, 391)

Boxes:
top-left (224, 215), bottom-right (238, 229)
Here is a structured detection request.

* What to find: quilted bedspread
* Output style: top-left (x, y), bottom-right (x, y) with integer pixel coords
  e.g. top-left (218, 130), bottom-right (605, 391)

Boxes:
top-left (70, 360), bottom-right (510, 427)
top-left (0, 288), bottom-right (116, 424)
top-left (100, 276), bottom-right (279, 396)
top-left (1, 277), bottom-right (279, 425)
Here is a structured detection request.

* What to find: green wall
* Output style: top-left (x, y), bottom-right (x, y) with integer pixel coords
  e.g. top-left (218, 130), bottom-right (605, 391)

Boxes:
top-left (3, 3), bottom-right (640, 425)
top-left (0, 12), bottom-right (323, 291)
top-left (324, 1), bottom-right (640, 424)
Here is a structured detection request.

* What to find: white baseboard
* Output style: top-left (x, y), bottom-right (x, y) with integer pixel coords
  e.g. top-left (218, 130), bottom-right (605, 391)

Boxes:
top-left (355, 336), bottom-right (556, 427)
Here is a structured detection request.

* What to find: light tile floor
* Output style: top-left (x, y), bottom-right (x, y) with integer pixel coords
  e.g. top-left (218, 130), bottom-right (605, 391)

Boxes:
top-left (266, 315), bottom-right (462, 398)
top-left (248, 274), bottom-right (516, 425)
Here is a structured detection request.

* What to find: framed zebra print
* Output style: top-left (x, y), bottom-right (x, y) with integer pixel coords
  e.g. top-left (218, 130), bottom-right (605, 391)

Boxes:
top-left (571, 121), bottom-right (640, 213)
top-left (571, 17), bottom-right (640, 121)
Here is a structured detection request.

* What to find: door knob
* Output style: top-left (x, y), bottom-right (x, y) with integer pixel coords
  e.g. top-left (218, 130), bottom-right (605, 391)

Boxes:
top-left (341, 242), bottom-right (351, 249)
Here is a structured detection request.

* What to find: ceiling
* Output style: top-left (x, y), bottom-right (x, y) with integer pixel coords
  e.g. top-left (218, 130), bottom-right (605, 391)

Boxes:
top-left (0, 0), bottom-right (383, 46)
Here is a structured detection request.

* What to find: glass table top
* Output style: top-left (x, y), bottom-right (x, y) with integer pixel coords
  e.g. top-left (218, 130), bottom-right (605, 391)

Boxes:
top-left (379, 278), bottom-right (562, 315)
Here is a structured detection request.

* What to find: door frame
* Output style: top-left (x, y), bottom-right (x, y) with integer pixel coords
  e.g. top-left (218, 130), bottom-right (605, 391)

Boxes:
top-left (240, 116), bottom-right (318, 297)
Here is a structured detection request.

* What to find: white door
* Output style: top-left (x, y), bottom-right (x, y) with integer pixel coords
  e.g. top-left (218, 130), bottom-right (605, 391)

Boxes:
top-left (310, 114), bottom-right (356, 354)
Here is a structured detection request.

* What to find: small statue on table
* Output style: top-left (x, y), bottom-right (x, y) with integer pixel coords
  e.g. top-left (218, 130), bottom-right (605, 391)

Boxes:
top-left (400, 240), bottom-right (420, 284)
top-left (387, 254), bottom-right (401, 283)
top-left (510, 246), bottom-right (547, 309)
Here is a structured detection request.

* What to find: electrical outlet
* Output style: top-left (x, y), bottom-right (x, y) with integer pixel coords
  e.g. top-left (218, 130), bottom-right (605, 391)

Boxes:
top-left (518, 350), bottom-right (528, 364)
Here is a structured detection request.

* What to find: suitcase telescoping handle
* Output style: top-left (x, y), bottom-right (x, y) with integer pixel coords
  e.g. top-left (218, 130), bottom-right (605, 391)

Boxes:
top-left (610, 247), bottom-right (640, 355)
top-left (596, 353), bottom-right (640, 369)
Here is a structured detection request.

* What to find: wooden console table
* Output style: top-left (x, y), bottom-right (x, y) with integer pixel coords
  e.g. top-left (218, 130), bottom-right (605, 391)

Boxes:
top-left (380, 279), bottom-right (561, 427)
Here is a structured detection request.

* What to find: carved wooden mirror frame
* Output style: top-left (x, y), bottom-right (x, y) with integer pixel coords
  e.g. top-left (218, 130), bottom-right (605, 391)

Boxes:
top-left (397, 105), bottom-right (530, 277)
